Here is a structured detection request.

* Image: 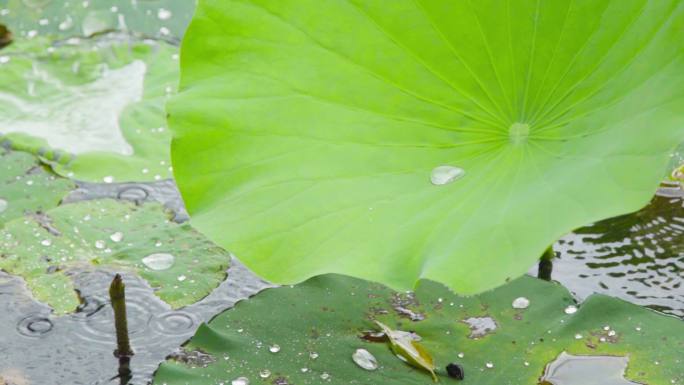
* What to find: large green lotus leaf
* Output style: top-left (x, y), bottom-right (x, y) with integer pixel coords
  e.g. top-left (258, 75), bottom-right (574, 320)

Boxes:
top-left (153, 275), bottom-right (684, 385)
top-left (0, 199), bottom-right (230, 314)
top-left (0, 34), bottom-right (178, 182)
top-left (169, 0), bottom-right (684, 294)
top-left (0, 150), bottom-right (74, 226)
top-left (0, 0), bottom-right (194, 41)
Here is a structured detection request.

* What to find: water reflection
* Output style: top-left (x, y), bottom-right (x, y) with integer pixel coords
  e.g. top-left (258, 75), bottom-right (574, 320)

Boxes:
top-left (552, 190), bottom-right (684, 318)
top-left (0, 260), bottom-right (272, 385)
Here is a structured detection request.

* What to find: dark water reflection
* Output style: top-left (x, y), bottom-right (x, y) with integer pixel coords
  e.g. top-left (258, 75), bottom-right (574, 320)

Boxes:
top-left (551, 186), bottom-right (684, 318)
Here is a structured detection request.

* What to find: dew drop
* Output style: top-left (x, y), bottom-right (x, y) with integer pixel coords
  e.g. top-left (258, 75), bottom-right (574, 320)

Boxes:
top-left (142, 253), bottom-right (175, 271)
top-left (110, 232), bottom-right (123, 243)
top-left (352, 348), bottom-right (378, 371)
top-left (512, 297), bottom-right (530, 309)
top-left (259, 370), bottom-right (271, 379)
top-left (269, 344), bottom-right (280, 353)
top-left (430, 165), bottom-right (465, 186)
top-left (157, 8), bottom-right (172, 20)
top-left (564, 305), bottom-right (578, 315)
top-left (231, 377), bottom-right (249, 385)
top-left (0, 199), bottom-right (7, 213)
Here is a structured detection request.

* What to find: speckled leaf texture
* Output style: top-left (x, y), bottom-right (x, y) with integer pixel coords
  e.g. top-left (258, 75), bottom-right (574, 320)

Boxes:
top-left (153, 275), bottom-right (684, 385)
top-left (169, 0), bottom-right (684, 293)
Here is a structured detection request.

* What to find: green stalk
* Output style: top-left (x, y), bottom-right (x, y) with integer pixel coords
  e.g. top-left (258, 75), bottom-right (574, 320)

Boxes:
top-left (537, 246), bottom-right (554, 281)
top-left (109, 274), bottom-right (134, 357)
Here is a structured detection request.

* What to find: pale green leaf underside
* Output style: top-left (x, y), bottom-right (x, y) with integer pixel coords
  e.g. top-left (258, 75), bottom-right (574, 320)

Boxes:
top-left (153, 275), bottom-right (684, 385)
top-left (170, 0), bottom-right (684, 293)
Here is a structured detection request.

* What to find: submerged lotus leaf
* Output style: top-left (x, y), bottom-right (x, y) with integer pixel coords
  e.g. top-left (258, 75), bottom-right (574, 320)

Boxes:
top-left (0, 199), bottom-right (230, 314)
top-left (153, 275), bottom-right (684, 385)
top-left (0, 34), bottom-right (178, 182)
top-left (0, 150), bottom-right (74, 226)
top-left (169, 0), bottom-right (684, 293)
top-left (0, 0), bottom-right (194, 42)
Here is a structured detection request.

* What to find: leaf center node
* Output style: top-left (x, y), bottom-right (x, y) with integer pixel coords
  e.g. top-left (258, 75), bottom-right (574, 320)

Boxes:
top-left (509, 123), bottom-right (530, 145)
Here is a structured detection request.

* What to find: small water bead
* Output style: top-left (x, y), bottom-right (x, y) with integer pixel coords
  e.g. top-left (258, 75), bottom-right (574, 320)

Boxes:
top-left (564, 305), bottom-right (578, 315)
top-left (352, 348), bottom-right (378, 371)
top-left (231, 377), bottom-right (249, 385)
top-left (0, 199), bottom-right (7, 213)
top-left (157, 8), bottom-right (172, 20)
top-left (512, 297), bottom-right (530, 309)
top-left (259, 370), bottom-right (271, 379)
top-left (269, 344), bottom-right (281, 353)
top-left (110, 232), bottom-right (123, 243)
top-left (94, 240), bottom-right (106, 249)
top-left (430, 166), bottom-right (465, 186)
top-left (142, 253), bottom-right (175, 271)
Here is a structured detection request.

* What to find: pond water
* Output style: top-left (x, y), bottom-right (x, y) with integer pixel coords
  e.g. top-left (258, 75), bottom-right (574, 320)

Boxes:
top-left (0, 179), bottom-right (681, 384)
top-left (1, 1), bottom-right (683, 384)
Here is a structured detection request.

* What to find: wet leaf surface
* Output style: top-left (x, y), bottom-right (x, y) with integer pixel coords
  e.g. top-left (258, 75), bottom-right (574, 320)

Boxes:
top-left (0, 33), bottom-right (178, 182)
top-left (0, 0), bottom-right (194, 42)
top-left (0, 150), bottom-right (74, 226)
top-left (153, 275), bottom-right (684, 385)
top-left (0, 199), bottom-right (231, 314)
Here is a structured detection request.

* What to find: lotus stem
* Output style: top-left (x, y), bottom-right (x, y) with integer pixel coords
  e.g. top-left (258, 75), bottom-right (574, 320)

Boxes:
top-left (109, 274), bottom-right (134, 357)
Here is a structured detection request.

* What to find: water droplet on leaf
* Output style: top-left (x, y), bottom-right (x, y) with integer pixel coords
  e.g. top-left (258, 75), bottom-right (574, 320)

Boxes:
top-left (352, 348), bottom-right (378, 371)
top-left (142, 253), bottom-right (175, 270)
top-left (259, 370), bottom-right (271, 379)
top-left (430, 166), bottom-right (465, 186)
top-left (512, 297), bottom-right (530, 309)
top-left (231, 377), bottom-right (249, 385)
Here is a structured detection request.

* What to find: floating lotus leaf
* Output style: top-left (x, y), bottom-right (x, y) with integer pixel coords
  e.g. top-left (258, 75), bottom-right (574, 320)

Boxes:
top-left (0, 199), bottom-right (230, 314)
top-left (0, 150), bottom-right (74, 226)
top-left (0, 34), bottom-right (178, 183)
top-left (153, 275), bottom-right (684, 384)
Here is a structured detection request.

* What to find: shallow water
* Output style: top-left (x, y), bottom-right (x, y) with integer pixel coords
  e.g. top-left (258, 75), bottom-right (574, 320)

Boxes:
top-left (0, 179), bottom-right (682, 384)
top-left (550, 187), bottom-right (684, 318)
